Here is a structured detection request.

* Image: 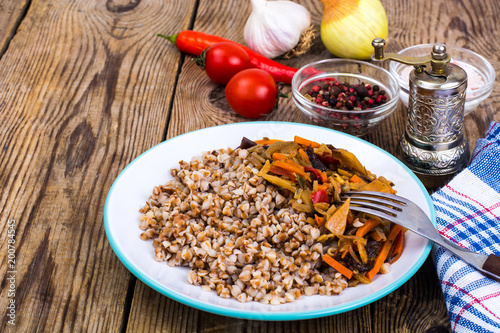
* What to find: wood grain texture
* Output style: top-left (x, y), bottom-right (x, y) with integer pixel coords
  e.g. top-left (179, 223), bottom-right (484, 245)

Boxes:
top-left (2, 0), bottom-right (499, 332)
top-left (0, 0), bottom-right (193, 331)
top-left (0, 0), bottom-right (30, 55)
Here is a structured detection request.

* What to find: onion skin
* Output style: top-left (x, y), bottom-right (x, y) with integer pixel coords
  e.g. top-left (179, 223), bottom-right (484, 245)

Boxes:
top-left (320, 0), bottom-right (388, 60)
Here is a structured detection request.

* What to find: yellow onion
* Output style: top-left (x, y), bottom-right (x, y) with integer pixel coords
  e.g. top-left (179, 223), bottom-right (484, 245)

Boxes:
top-left (320, 0), bottom-right (388, 60)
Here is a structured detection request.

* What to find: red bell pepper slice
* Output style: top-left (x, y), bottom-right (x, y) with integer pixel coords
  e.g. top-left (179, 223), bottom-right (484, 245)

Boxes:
top-left (310, 189), bottom-right (329, 204)
top-left (304, 166), bottom-right (328, 183)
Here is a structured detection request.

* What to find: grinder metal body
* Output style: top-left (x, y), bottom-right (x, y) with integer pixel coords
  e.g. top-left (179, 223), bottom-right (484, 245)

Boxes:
top-left (372, 39), bottom-right (469, 184)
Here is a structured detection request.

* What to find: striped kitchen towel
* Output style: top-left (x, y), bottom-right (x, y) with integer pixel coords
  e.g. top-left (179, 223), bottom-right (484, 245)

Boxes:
top-left (431, 121), bottom-right (500, 332)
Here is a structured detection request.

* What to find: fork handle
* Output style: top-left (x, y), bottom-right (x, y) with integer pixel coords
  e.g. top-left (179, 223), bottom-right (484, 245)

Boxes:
top-left (483, 254), bottom-right (500, 282)
top-left (438, 239), bottom-right (500, 283)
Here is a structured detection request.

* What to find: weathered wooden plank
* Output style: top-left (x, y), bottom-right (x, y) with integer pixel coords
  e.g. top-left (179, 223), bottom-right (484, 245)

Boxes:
top-left (0, 0), bottom-right (193, 331)
top-left (0, 0), bottom-right (30, 56)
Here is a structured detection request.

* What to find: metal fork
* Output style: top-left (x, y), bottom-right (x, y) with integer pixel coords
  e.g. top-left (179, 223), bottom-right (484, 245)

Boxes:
top-left (341, 191), bottom-right (500, 282)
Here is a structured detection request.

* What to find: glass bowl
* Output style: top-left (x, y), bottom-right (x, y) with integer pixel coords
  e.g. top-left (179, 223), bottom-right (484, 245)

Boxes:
top-left (292, 59), bottom-right (400, 137)
top-left (390, 44), bottom-right (495, 116)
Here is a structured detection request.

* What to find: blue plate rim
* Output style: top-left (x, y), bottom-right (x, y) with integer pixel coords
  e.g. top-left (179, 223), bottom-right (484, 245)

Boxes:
top-left (104, 121), bottom-right (434, 321)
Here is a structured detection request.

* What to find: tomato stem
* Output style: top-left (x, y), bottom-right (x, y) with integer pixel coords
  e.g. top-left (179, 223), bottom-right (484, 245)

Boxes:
top-left (193, 49), bottom-right (207, 70)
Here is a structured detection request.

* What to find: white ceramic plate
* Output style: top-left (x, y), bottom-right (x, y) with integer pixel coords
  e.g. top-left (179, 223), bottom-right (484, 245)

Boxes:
top-left (104, 122), bottom-right (434, 321)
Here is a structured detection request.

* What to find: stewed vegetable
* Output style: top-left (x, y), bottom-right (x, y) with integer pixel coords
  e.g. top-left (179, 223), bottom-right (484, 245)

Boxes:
top-left (243, 135), bottom-right (404, 284)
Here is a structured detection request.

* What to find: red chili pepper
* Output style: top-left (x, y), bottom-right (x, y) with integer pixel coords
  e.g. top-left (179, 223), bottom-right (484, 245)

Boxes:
top-left (158, 31), bottom-right (298, 85)
top-left (310, 189), bottom-right (329, 204)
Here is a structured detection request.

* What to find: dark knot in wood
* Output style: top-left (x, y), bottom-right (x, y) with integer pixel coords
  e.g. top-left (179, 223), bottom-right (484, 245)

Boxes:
top-left (106, 0), bottom-right (141, 13)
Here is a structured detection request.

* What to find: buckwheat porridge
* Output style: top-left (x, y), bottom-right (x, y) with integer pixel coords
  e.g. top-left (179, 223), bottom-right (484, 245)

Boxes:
top-left (138, 137), bottom-right (403, 304)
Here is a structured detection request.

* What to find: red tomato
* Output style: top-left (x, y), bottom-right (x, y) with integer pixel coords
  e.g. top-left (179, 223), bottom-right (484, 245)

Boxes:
top-left (198, 42), bottom-right (252, 85)
top-left (225, 69), bottom-right (278, 118)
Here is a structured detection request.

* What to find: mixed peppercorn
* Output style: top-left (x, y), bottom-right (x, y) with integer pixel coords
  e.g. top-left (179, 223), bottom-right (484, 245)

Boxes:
top-left (304, 78), bottom-right (388, 111)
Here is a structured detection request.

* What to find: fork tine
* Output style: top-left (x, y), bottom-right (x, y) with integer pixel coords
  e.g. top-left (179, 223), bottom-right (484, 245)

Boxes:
top-left (348, 199), bottom-right (402, 216)
top-left (347, 205), bottom-right (398, 223)
top-left (341, 195), bottom-right (406, 210)
top-left (341, 191), bottom-right (409, 206)
top-left (340, 191), bottom-right (410, 223)
top-left (344, 193), bottom-right (500, 282)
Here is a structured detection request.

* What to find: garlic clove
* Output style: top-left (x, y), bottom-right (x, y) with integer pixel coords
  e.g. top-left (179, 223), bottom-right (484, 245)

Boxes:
top-left (320, 0), bottom-right (388, 60)
top-left (244, 0), bottom-right (311, 59)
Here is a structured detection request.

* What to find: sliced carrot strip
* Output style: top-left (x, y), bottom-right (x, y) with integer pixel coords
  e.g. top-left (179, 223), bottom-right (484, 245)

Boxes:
top-left (350, 174), bottom-right (366, 184)
top-left (318, 170), bottom-right (329, 183)
top-left (271, 152), bottom-right (289, 161)
top-left (366, 225), bottom-right (403, 280)
top-left (366, 242), bottom-right (391, 280)
top-left (317, 185), bottom-right (328, 192)
top-left (272, 154), bottom-right (304, 170)
top-left (323, 254), bottom-right (353, 279)
top-left (298, 148), bottom-right (310, 165)
top-left (294, 135), bottom-right (320, 148)
top-left (387, 224), bottom-right (403, 241)
top-left (389, 229), bottom-right (405, 264)
top-left (273, 160), bottom-right (310, 181)
top-left (315, 214), bottom-right (325, 227)
top-left (356, 219), bottom-right (381, 238)
top-left (254, 139), bottom-right (283, 145)
top-left (269, 165), bottom-right (296, 182)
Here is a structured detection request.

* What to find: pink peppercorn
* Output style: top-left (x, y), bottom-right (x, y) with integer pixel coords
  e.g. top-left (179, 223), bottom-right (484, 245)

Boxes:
top-left (301, 80), bottom-right (388, 112)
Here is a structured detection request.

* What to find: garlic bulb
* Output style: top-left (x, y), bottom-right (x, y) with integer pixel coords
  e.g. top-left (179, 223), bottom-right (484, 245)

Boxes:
top-left (244, 0), bottom-right (311, 59)
top-left (320, 0), bottom-right (388, 60)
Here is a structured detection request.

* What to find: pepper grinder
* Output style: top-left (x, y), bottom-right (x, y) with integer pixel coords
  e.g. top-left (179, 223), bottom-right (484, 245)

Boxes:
top-left (371, 38), bottom-right (469, 188)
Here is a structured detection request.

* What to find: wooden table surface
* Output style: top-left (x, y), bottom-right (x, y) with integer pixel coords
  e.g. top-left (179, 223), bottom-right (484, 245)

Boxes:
top-left (1, 0), bottom-right (498, 332)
